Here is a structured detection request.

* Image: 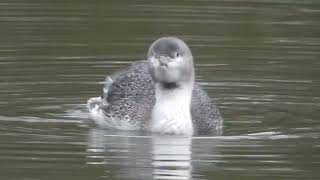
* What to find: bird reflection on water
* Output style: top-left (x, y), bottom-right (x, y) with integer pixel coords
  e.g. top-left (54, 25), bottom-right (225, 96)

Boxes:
top-left (86, 128), bottom-right (193, 179)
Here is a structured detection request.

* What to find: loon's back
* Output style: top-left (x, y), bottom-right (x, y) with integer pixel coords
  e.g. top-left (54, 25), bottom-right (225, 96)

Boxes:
top-left (95, 61), bottom-right (223, 134)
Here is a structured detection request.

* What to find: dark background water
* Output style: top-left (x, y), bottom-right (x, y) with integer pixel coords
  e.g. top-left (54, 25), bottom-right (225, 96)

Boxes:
top-left (0, 0), bottom-right (319, 179)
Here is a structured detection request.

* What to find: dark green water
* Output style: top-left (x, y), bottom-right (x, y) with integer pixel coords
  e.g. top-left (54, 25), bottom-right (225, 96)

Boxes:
top-left (0, 0), bottom-right (320, 179)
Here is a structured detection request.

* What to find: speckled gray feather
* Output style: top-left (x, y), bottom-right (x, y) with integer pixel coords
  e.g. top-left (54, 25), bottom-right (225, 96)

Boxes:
top-left (100, 60), bottom-right (223, 135)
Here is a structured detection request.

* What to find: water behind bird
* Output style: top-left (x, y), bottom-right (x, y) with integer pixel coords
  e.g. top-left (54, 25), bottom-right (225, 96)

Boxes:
top-left (0, 0), bottom-right (320, 179)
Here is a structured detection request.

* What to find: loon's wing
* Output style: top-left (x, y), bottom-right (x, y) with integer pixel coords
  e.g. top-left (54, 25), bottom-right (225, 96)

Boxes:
top-left (104, 61), bottom-right (155, 103)
top-left (97, 61), bottom-right (155, 129)
top-left (191, 84), bottom-right (223, 135)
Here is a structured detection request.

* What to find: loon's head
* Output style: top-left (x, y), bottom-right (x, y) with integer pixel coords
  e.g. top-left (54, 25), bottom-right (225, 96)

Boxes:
top-left (147, 37), bottom-right (194, 87)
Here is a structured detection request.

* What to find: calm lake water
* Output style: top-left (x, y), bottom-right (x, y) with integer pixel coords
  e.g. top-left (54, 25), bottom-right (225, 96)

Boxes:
top-left (1, 0), bottom-right (320, 179)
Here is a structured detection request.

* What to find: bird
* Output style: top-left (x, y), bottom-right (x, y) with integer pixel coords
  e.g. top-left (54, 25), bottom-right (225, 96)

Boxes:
top-left (87, 37), bottom-right (223, 135)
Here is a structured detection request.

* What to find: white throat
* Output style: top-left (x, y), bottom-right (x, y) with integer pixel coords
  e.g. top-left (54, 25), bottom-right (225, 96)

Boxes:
top-left (151, 83), bottom-right (194, 135)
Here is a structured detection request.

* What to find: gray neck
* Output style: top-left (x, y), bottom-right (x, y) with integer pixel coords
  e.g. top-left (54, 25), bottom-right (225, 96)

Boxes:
top-left (155, 67), bottom-right (195, 106)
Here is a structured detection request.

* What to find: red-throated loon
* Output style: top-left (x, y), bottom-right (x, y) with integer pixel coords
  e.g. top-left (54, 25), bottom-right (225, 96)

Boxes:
top-left (87, 37), bottom-right (223, 135)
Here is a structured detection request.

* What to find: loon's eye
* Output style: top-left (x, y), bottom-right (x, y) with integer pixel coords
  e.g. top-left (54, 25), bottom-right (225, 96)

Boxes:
top-left (175, 52), bottom-right (180, 57)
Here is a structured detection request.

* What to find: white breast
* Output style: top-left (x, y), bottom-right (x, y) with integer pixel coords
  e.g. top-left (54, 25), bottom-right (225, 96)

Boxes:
top-left (151, 85), bottom-right (194, 135)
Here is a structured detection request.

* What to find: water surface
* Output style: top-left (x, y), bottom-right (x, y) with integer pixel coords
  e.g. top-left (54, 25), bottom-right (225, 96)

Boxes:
top-left (0, 0), bottom-right (320, 179)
